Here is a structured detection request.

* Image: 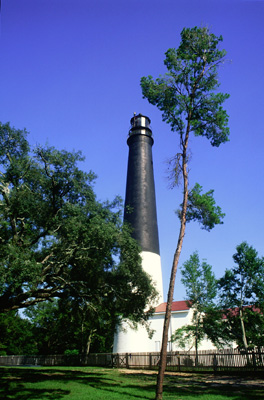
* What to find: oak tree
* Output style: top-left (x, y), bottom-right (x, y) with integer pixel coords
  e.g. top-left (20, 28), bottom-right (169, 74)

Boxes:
top-left (0, 122), bottom-right (157, 333)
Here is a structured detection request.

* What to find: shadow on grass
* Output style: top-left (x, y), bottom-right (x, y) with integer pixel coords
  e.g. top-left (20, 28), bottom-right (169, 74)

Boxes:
top-left (162, 378), bottom-right (264, 400)
top-left (0, 367), bottom-right (154, 400)
top-left (0, 385), bottom-right (69, 400)
top-left (119, 371), bottom-right (264, 400)
top-left (1, 367), bottom-right (264, 400)
top-left (0, 367), bottom-right (115, 400)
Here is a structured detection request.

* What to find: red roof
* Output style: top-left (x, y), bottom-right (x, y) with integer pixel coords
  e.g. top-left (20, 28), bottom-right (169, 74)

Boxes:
top-left (155, 300), bottom-right (190, 313)
top-left (223, 305), bottom-right (261, 319)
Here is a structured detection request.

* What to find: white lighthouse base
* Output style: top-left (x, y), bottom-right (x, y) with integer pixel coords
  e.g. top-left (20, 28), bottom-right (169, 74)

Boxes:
top-left (113, 251), bottom-right (163, 353)
top-left (113, 316), bottom-right (162, 353)
top-left (140, 251), bottom-right (163, 305)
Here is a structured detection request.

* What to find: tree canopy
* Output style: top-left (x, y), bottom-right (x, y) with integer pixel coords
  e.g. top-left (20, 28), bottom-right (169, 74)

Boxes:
top-left (141, 26), bottom-right (229, 146)
top-left (0, 122), bottom-right (157, 330)
top-left (172, 252), bottom-right (218, 361)
top-left (0, 311), bottom-right (37, 355)
top-left (172, 252), bottom-right (231, 354)
top-left (22, 297), bottom-right (116, 354)
top-left (173, 243), bottom-right (264, 354)
top-left (218, 242), bottom-right (264, 349)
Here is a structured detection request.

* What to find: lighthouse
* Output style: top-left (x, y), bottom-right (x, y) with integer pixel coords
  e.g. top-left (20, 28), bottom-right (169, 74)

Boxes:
top-left (113, 114), bottom-right (163, 353)
top-left (124, 113), bottom-right (163, 300)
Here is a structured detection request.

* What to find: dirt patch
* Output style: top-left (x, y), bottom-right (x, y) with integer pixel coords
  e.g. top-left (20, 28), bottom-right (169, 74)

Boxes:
top-left (119, 369), bottom-right (264, 387)
top-left (119, 369), bottom-right (158, 375)
top-left (202, 375), bottom-right (264, 387)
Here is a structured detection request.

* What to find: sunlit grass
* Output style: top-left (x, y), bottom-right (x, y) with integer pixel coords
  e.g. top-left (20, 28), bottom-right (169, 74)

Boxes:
top-left (0, 366), bottom-right (263, 400)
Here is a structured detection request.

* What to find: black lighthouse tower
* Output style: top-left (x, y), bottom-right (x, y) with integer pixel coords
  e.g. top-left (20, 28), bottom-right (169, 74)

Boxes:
top-left (124, 113), bottom-right (160, 256)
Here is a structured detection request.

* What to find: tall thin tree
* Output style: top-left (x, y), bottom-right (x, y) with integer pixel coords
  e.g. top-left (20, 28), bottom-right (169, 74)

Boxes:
top-left (141, 26), bottom-right (230, 400)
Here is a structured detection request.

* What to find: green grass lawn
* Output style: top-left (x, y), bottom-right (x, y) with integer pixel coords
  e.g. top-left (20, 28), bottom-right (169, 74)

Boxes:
top-left (0, 366), bottom-right (263, 400)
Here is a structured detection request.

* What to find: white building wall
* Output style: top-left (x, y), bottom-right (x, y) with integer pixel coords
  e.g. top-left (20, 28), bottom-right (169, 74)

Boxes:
top-left (113, 307), bottom-right (219, 353)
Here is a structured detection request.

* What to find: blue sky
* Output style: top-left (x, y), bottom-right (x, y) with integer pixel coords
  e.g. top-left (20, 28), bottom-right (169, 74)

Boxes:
top-left (1, 0), bottom-right (264, 301)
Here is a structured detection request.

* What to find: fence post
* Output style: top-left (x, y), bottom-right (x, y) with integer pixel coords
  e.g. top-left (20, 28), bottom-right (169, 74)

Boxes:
top-left (252, 351), bottom-right (256, 371)
top-left (126, 353), bottom-right (129, 369)
top-left (177, 355), bottom-right (181, 372)
top-left (213, 354), bottom-right (218, 373)
top-left (149, 353), bottom-right (152, 369)
top-left (116, 354), bottom-right (120, 368)
top-left (257, 346), bottom-right (263, 367)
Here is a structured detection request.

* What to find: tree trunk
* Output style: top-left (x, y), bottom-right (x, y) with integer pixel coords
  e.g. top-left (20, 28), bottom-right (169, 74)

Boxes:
top-left (83, 330), bottom-right (96, 356)
top-left (155, 132), bottom-right (189, 400)
top-left (195, 335), bottom-right (198, 367)
top-left (238, 306), bottom-right (251, 363)
top-left (239, 308), bottom-right (251, 365)
top-left (84, 332), bottom-right (92, 355)
top-left (239, 308), bottom-right (248, 350)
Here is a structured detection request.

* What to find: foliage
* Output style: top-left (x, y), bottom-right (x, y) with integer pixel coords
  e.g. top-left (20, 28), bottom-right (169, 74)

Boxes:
top-left (141, 26), bottom-right (229, 399)
top-left (141, 27), bottom-right (229, 146)
top-left (64, 349), bottom-right (79, 355)
top-left (218, 242), bottom-right (264, 349)
top-left (0, 122), bottom-right (157, 339)
top-left (178, 183), bottom-right (225, 231)
top-left (172, 252), bottom-right (222, 355)
top-left (181, 252), bottom-right (217, 307)
top-left (199, 307), bottom-right (231, 349)
top-left (24, 297), bottom-right (116, 354)
top-left (0, 311), bottom-right (37, 355)
top-left (171, 325), bottom-right (196, 351)
top-left (23, 300), bottom-right (62, 354)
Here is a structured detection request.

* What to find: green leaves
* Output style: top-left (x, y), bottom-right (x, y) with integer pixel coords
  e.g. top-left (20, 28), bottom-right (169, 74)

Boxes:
top-left (171, 252), bottom-right (223, 351)
top-left (177, 27), bottom-right (226, 64)
top-left (0, 122), bottom-right (157, 323)
top-left (191, 92), bottom-right (230, 147)
top-left (179, 243), bottom-right (264, 350)
top-left (218, 242), bottom-right (264, 309)
top-left (171, 325), bottom-right (196, 351)
top-left (178, 183), bottom-right (225, 230)
top-left (181, 251), bottom-right (217, 308)
top-left (0, 122), bottom-right (29, 167)
top-left (0, 311), bottom-right (37, 355)
top-left (218, 242), bottom-right (264, 348)
top-left (141, 26), bottom-right (230, 145)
